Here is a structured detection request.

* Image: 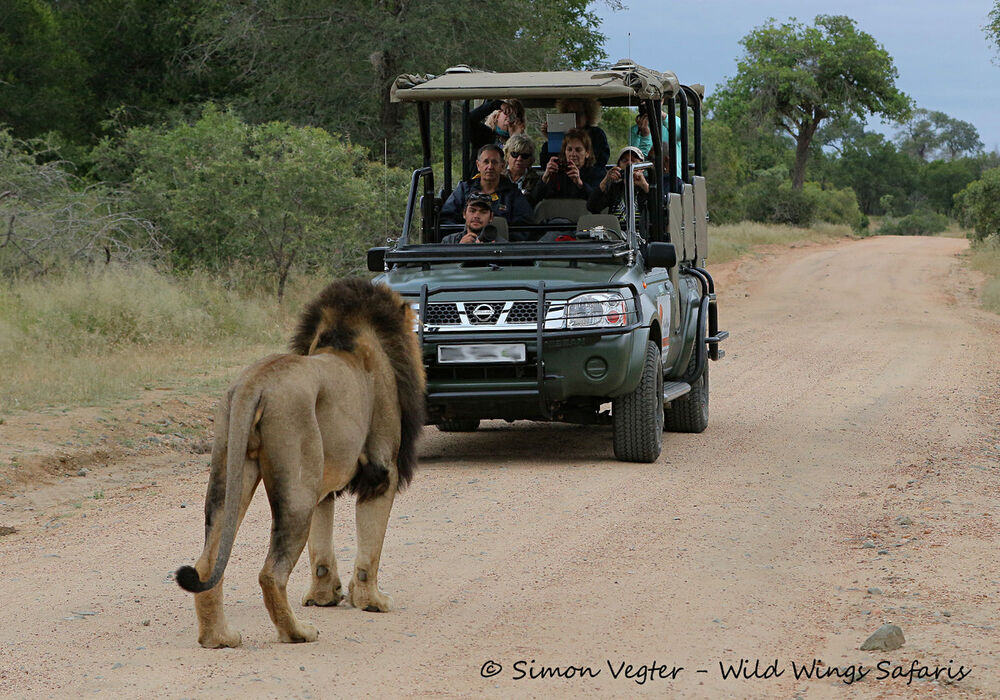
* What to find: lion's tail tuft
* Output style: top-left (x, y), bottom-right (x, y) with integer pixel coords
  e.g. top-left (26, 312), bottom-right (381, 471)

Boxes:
top-left (175, 565), bottom-right (210, 593)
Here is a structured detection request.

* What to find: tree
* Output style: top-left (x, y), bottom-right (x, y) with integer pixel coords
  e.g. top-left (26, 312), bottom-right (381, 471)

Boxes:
top-left (97, 106), bottom-right (409, 299)
top-left (896, 109), bottom-right (983, 162)
top-left (56, 0), bottom-right (234, 136)
top-left (713, 15), bottom-right (911, 189)
top-left (824, 130), bottom-right (918, 215)
top-left (0, 0), bottom-right (91, 140)
top-left (988, 2), bottom-right (1000, 56)
top-left (188, 0), bottom-right (609, 163)
top-left (0, 129), bottom-right (159, 277)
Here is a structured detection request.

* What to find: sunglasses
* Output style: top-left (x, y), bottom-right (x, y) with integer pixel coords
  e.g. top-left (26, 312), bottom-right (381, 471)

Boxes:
top-left (509, 152), bottom-right (532, 160)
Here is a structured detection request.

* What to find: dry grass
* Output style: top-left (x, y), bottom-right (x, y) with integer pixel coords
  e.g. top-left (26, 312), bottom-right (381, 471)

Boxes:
top-left (967, 237), bottom-right (1000, 314)
top-left (0, 266), bottom-right (320, 412)
top-left (707, 221), bottom-right (854, 264)
top-left (2, 221), bottom-right (991, 413)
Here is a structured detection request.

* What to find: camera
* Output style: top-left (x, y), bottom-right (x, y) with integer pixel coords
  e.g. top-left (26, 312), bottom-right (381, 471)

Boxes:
top-left (559, 159), bottom-right (569, 172)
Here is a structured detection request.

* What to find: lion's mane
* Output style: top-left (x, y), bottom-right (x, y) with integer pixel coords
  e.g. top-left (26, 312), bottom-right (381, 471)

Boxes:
top-left (289, 278), bottom-right (425, 489)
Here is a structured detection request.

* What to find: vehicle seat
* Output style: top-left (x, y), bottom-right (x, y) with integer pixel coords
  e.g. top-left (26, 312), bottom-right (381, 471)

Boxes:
top-left (533, 198), bottom-right (589, 224)
top-left (576, 213), bottom-right (623, 239)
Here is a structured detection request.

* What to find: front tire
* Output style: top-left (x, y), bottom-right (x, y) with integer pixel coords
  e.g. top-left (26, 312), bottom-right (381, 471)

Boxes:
top-left (664, 349), bottom-right (709, 433)
top-left (612, 340), bottom-right (664, 462)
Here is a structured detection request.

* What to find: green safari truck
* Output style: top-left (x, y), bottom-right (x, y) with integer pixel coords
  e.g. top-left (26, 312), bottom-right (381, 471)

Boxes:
top-left (368, 61), bottom-right (727, 462)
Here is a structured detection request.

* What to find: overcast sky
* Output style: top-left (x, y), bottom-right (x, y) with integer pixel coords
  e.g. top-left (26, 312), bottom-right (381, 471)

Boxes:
top-left (593, 0), bottom-right (1000, 152)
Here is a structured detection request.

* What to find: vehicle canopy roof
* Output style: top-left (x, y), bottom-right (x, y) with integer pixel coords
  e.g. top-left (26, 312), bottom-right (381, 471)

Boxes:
top-left (391, 60), bottom-right (701, 107)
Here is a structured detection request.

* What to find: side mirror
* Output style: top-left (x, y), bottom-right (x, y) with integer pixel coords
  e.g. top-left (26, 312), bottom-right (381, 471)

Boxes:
top-left (644, 242), bottom-right (676, 270)
top-left (367, 247), bottom-right (388, 272)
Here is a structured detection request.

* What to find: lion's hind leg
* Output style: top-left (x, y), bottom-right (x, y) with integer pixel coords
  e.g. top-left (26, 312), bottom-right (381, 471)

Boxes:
top-left (302, 493), bottom-right (343, 607)
top-left (192, 438), bottom-right (260, 649)
top-left (349, 459), bottom-right (396, 612)
top-left (258, 442), bottom-right (323, 644)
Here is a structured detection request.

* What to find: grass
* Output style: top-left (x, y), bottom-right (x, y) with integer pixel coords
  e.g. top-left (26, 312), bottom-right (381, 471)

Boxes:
top-left (707, 221), bottom-right (854, 264)
top-left (2, 222), bottom-right (993, 413)
top-left (967, 237), bottom-right (1000, 314)
top-left (0, 265), bottom-right (321, 412)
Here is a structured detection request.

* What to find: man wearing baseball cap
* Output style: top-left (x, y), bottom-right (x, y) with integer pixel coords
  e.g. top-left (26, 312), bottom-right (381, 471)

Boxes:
top-left (587, 145), bottom-right (650, 231)
top-left (441, 193), bottom-right (497, 244)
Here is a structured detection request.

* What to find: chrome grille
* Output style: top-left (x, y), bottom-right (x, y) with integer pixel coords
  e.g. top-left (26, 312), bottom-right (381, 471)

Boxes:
top-left (419, 300), bottom-right (566, 331)
top-left (507, 301), bottom-right (549, 324)
top-left (424, 303), bottom-right (461, 325)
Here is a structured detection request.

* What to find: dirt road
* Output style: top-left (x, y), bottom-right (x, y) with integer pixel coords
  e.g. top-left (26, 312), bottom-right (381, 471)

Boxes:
top-left (1, 235), bottom-right (998, 698)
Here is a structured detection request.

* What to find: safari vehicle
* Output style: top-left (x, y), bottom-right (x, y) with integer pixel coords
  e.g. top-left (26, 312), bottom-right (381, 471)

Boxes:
top-left (368, 60), bottom-right (727, 462)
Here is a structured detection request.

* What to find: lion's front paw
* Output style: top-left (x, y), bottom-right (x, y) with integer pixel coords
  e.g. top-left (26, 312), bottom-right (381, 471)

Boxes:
top-left (198, 627), bottom-right (242, 649)
top-left (349, 577), bottom-right (393, 612)
top-left (279, 620), bottom-right (319, 644)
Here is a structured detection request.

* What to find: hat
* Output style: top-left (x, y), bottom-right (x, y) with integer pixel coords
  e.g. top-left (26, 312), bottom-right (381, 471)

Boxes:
top-left (465, 192), bottom-right (493, 210)
top-left (617, 145), bottom-right (645, 162)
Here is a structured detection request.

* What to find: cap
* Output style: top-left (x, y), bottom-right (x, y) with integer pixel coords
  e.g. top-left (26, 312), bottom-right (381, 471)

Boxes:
top-left (466, 192), bottom-right (493, 210)
top-left (617, 145), bottom-right (645, 162)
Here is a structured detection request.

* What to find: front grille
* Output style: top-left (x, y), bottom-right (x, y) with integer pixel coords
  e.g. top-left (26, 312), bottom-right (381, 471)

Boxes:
top-left (420, 300), bottom-right (564, 331)
top-left (425, 303), bottom-right (461, 325)
top-left (467, 302), bottom-right (503, 325)
top-left (507, 301), bottom-right (549, 324)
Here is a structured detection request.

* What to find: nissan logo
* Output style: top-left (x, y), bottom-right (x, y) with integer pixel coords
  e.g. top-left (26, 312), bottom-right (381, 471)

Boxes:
top-left (472, 304), bottom-right (495, 321)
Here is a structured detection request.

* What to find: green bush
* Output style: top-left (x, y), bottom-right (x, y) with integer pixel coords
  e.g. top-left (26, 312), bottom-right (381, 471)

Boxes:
top-left (92, 105), bottom-right (410, 299)
top-left (741, 176), bottom-right (816, 226)
top-left (877, 210), bottom-right (950, 236)
top-left (954, 168), bottom-right (1000, 242)
top-left (804, 183), bottom-right (863, 230)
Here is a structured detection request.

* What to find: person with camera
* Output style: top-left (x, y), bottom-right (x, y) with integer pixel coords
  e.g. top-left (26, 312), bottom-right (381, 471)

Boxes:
top-left (539, 98), bottom-right (610, 170)
top-left (588, 145), bottom-right (649, 232)
top-left (531, 128), bottom-right (603, 201)
top-left (441, 193), bottom-right (497, 244)
top-left (630, 103), bottom-right (682, 181)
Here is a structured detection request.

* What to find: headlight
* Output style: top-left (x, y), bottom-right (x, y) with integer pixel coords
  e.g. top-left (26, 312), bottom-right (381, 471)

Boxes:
top-left (565, 292), bottom-right (628, 329)
top-left (408, 301), bottom-right (421, 333)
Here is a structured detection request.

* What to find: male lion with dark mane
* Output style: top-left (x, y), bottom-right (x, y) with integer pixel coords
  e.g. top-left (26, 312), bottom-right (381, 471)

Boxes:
top-left (175, 278), bottom-right (425, 648)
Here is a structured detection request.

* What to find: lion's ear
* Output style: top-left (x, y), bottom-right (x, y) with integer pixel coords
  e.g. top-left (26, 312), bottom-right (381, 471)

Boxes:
top-left (399, 301), bottom-right (408, 315)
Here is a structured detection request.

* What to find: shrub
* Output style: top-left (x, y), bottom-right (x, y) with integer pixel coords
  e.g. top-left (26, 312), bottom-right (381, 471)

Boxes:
top-left (0, 129), bottom-right (160, 277)
top-left (804, 183), bottom-right (863, 230)
top-left (742, 178), bottom-right (816, 226)
top-left (954, 168), bottom-right (1000, 242)
top-left (92, 105), bottom-right (410, 299)
top-left (877, 210), bottom-right (950, 236)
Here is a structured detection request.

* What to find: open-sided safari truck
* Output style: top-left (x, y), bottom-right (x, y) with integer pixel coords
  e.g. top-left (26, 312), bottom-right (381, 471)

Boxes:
top-left (368, 60), bottom-right (727, 462)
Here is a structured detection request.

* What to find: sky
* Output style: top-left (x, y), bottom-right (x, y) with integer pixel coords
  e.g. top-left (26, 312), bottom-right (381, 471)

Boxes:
top-left (593, 0), bottom-right (1000, 152)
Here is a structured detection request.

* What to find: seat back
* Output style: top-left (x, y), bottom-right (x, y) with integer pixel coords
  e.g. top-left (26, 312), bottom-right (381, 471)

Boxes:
top-left (576, 213), bottom-right (623, 240)
top-left (533, 198), bottom-right (589, 224)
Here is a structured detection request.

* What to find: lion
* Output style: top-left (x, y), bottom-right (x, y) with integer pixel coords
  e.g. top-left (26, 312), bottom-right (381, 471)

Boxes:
top-left (175, 278), bottom-right (425, 648)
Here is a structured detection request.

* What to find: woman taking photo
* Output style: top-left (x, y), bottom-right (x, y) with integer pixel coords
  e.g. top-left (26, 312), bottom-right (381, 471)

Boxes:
top-left (531, 128), bottom-right (603, 201)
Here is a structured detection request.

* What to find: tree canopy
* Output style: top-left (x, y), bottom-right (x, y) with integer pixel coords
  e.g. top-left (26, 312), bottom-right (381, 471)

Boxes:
top-left (187, 0), bottom-right (609, 161)
top-left (712, 15), bottom-right (911, 189)
top-left (896, 109), bottom-right (983, 162)
top-left (988, 2), bottom-right (1000, 56)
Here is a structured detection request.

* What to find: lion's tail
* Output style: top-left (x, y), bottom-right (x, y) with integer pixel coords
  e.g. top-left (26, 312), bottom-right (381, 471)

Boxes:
top-left (176, 384), bottom-right (262, 594)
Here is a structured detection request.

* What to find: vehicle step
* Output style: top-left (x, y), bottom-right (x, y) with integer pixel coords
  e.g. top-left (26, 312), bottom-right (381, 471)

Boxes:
top-left (706, 330), bottom-right (729, 344)
top-left (663, 381), bottom-right (691, 403)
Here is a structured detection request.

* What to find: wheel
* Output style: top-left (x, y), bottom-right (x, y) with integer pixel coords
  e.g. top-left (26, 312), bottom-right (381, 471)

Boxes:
top-left (664, 347), bottom-right (709, 433)
top-left (436, 418), bottom-right (481, 432)
top-left (612, 340), bottom-right (664, 462)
